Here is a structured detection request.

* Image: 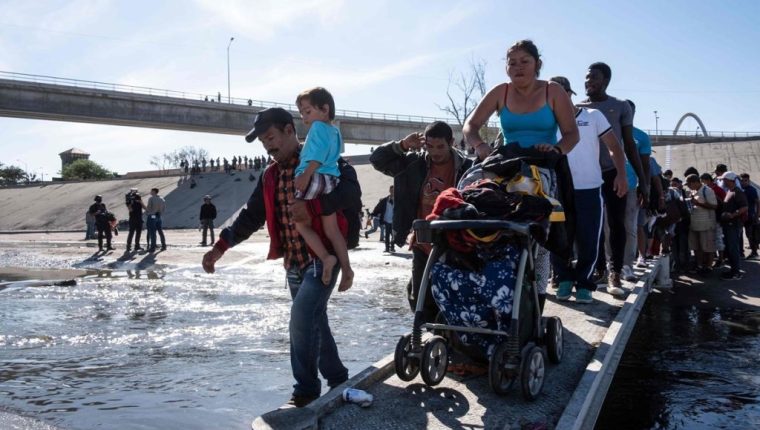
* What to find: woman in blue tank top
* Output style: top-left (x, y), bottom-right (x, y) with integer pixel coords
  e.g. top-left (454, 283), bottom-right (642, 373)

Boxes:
top-left (462, 40), bottom-right (579, 309)
top-left (463, 40), bottom-right (578, 161)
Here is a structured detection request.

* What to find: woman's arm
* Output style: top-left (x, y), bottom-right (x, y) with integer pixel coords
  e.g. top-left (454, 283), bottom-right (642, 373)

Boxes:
top-left (463, 83), bottom-right (505, 160)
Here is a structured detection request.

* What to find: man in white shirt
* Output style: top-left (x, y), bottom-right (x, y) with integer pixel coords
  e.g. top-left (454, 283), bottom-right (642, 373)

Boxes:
top-left (550, 76), bottom-right (627, 303)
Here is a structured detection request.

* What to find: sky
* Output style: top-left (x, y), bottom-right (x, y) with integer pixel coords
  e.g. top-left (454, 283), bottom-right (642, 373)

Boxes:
top-left (1, 0), bottom-right (759, 178)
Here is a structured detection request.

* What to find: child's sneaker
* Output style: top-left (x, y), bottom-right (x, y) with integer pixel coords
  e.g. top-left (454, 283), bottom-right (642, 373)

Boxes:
top-left (575, 289), bottom-right (593, 304)
top-left (556, 281), bottom-right (573, 301)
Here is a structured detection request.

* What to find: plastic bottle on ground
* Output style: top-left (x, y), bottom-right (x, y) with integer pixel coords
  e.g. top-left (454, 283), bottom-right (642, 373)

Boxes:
top-left (342, 388), bottom-right (373, 407)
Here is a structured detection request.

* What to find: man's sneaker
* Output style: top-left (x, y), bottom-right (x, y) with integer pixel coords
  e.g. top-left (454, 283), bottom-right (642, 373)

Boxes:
top-left (607, 272), bottom-right (625, 297)
top-left (556, 281), bottom-right (573, 301)
top-left (575, 289), bottom-right (594, 304)
top-left (285, 394), bottom-right (318, 408)
top-left (592, 269), bottom-right (607, 285)
top-left (635, 256), bottom-right (648, 268)
top-left (621, 265), bottom-right (637, 282)
top-left (160, 245), bottom-right (167, 251)
top-left (364, 232), bottom-right (369, 239)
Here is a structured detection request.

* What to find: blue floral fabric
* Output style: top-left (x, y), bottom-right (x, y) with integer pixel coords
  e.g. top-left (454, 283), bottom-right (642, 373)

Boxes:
top-left (430, 245), bottom-right (520, 357)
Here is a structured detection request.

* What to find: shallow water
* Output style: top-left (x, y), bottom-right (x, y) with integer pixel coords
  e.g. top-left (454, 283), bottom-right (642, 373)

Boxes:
top-left (0, 258), bottom-right (411, 429)
top-left (596, 292), bottom-right (760, 430)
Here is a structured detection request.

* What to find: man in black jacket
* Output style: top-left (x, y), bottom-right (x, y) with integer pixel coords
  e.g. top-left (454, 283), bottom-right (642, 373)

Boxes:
top-left (370, 121), bottom-right (473, 323)
top-left (89, 195), bottom-right (114, 251)
top-left (199, 195), bottom-right (217, 246)
top-left (125, 191), bottom-right (144, 252)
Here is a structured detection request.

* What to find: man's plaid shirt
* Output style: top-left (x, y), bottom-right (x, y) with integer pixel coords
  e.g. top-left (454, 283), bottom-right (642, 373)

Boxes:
top-left (275, 154), bottom-right (311, 271)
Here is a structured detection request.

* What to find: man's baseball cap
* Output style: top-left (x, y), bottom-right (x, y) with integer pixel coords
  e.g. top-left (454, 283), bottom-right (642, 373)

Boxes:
top-left (245, 107), bottom-right (294, 143)
top-left (722, 171), bottom-right (738, 181)
top-left (549, 76), bottom-right (576, 95)
top-left (714, 163), bottom-right (728, 174)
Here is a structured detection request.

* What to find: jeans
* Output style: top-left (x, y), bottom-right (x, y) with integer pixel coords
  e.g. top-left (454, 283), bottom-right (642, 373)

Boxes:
top-left (623, 190), bottom-right (639, 267)
top-left (201, 219), bottom-right (215, 244)
top-left (552, 187), bottom-right (604, 291)
top-left (723, 223), bottom-right (743, 274)
top-left (287, 261), bottom-right (348, 398)
top-left (146, 215), bottom-right (166, 250)
top-left (364, 216), bottom-right (384, 240)
top-left (383, 222), bottom-right (394, 251)
top-left (85, 221), bottom-right (95, 240)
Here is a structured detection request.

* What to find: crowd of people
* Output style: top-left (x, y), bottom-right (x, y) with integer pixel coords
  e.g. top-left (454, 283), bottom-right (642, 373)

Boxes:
top-left (79, 39), bottom-right (756, 409)
top-left (179, 155), bottom-right (271, 176)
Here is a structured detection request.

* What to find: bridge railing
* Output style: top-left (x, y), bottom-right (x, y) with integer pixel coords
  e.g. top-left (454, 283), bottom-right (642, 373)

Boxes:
top-left (0, 70), bottom-right (500, 127)
top-left (643, 129), bottom-right (760, 138)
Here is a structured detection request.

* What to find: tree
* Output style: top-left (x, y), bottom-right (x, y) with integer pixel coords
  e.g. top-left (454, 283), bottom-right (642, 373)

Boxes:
top-left (437, 57), bottom-right (496, 147)
top-left (151, 146), bottom-right (210, 171)
top-left (438, 57), bottom-right (487, 127)
top-left (0, 163), bottom-right (35, 185)
top-left (0, 163), bottom-right (25, 185)
top-left (61, 159), bottom-right (115, 181)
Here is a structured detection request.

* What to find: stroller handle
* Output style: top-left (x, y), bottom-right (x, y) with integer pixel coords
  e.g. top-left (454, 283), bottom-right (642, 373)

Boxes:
top-left (413, 219), bottom-right (533, 242)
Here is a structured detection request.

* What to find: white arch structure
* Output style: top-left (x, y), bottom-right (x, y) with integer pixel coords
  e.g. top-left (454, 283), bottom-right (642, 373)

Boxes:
top-left (673, 112), bottom-right (708, 136)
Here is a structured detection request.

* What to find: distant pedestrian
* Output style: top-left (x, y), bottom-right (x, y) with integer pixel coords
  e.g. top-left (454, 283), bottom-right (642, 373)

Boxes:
top-left (719, 171), bottom-right (748, 280)
top-left (202, 157), bottom-right (207, 172)
top-left (89, 195), bottom-right (114, 251)
top-left (199, 195), bottom-right (217, 246)
top-left (145, 188), bottom-right (167, 252)
top-left (126, 192), bottom-right (145, 252)
top-left (740, 173), bottom-right (759, 259)
top-left (210, 158), bottom-right (215, 171)
top-left (217, 92), bottom-right (221, 102)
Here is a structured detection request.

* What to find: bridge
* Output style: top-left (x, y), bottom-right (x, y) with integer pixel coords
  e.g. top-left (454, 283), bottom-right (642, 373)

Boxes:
top-left (0, 71), bottom-right (499, 144)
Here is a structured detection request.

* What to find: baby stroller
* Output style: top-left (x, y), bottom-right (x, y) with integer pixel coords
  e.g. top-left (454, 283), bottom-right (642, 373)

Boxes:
top-left (393, 218), bottom-right (563, 400)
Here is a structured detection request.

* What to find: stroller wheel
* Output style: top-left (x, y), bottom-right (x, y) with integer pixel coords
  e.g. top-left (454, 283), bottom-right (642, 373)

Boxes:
top-left (545, 317), bottom-right (564, 364)
top-left (520, 346), bottom-right (546, 401)
top-left (420, 336), bottom-right (448, 386)
top-left (488, 342), bottom-right (517, 395)
top-left (394, 334), bottom-right (420, 381)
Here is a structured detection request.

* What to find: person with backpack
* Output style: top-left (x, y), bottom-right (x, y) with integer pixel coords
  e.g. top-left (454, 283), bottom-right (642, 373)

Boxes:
top-left (201, 107), bottom-right (361, 408)
top-left (88, 195), bottom-right (114, 251)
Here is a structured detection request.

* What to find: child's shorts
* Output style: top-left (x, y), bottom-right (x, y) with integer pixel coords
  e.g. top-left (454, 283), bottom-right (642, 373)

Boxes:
top-left (295, 173), bottom-right (339, 201)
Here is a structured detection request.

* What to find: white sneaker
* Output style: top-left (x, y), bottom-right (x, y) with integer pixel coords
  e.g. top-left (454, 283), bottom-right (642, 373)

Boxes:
top-left (606, 285), bottom-right (625, 296)
top-left (621, 265), bottom-right (637, 282)
top-left (635, 256), bottom-right (648, 269)
top-left (606, 272), bottom-right (625, 297)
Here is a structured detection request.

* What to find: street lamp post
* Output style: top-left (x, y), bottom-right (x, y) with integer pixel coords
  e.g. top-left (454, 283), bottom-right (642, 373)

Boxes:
top-left (653, 110), bottom-right (659, 142)
top-left (227, 37), bottom-right (235, 104)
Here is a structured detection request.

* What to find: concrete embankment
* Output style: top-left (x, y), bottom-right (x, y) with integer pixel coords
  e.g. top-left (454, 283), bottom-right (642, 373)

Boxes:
top-left (0, 162), bottom-right (392, 232)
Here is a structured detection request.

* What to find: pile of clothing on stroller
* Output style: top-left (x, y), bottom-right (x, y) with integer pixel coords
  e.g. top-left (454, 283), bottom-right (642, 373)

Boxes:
top-left (426, 143), bottom-right (574, 357)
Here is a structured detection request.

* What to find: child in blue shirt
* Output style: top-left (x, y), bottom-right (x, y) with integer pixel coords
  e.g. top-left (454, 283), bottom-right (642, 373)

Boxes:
top-left (294, 87), bottom-right (353, 291)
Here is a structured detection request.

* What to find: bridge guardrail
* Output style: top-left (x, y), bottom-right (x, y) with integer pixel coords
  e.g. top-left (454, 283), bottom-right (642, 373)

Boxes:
top-left (0, 70), bottom-right (500, 127)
